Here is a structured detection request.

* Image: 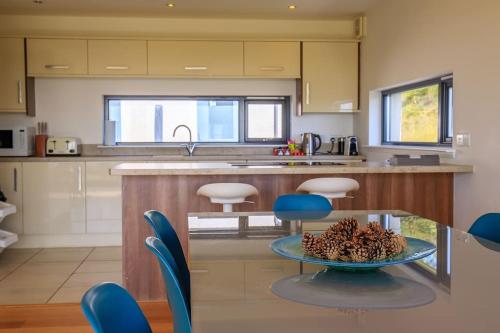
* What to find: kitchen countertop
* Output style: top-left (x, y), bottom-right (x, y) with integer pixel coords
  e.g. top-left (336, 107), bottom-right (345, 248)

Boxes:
top-left (0, 154), bottom-right (365, 163)
top-left (110, 161), bottom-right (474, 176)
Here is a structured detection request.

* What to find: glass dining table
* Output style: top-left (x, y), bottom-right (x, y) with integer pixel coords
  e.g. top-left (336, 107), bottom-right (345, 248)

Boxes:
top-left (187, 210), bottom-right (500, 333)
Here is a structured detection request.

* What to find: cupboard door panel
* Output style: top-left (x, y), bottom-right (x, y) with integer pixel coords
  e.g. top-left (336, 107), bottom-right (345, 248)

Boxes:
top-left (148, 41), bottom-right (243, 76)
top-left (0, 38), bottom-right (26, 112)
top-left (0, 163), bottom-right (23, 234)
top-left (244, 42), bottom-right (300, 78)
top-left (302, 42), bottom-right (359, 113)
top-left (27, 39), bottom-right (88, 76)
top-left (23, 162), bottom-right (85, 234)
top-left (88, 40), bottom-right (147, 75)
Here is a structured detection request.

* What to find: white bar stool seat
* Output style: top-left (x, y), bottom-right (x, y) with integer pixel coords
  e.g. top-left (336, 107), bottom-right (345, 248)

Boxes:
top-left (296, 178), bottom-right (360, 201)
top-left (197, 183), bottom-right (259, 212)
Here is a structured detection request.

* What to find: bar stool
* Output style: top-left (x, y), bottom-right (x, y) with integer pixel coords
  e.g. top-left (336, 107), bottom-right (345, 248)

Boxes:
top-left (296, 178), bottom-right (360, 203)
top-left (197, 183), bottom-right (259, 212)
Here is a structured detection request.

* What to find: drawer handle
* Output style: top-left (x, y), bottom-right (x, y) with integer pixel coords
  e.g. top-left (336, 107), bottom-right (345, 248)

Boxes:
top-left (184, 66), bottom-right (208, 71)
top-left (191, 269), bottom-right (209, 274)
top-left (260, 66), bottom-right (285, 71)
top-left (77, 166), bottom-right (82, 192)
top-left (45, 65), bottom-right (70, 70)
top-left (105, 66), bottom-right (130, 70)
top-left (305, 82), bottom-right (310, 105)
top-left (17, 80), bottom-right (23, 104)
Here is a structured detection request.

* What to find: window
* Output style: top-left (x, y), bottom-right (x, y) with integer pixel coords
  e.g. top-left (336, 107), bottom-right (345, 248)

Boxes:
top-left (105, 96), bottom-right (289, 145)
top-left (382, 75), bottom-right (453, 146)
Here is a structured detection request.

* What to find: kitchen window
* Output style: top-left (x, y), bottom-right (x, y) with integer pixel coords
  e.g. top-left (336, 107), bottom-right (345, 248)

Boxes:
top-left (382, 75), bottom-right (453, 146)
top-left (104, 96), bottom-right (290, 145)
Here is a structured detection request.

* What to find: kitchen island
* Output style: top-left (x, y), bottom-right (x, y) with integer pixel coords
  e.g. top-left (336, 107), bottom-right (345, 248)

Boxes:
top-left (111, 161), bottom-right (473, 300)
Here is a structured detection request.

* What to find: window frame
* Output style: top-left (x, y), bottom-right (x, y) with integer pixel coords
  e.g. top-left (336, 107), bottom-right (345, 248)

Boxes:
top-left (103, 95), bottom-right (290, 145)
top-left (381, 75), bottom-right (453, 147)
top-left (244, 98), bottom-right (290, 144)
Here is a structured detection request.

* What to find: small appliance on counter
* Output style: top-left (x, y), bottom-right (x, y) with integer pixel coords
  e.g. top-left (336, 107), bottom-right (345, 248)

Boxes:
top-left (346, 136), bottom-right (359, 156)
top-left (0, 126), bottom-right (35, 156)
top-left (301, 133), bottom-right (322, 155)
top-left (46, 137), bottom-right (81, 156)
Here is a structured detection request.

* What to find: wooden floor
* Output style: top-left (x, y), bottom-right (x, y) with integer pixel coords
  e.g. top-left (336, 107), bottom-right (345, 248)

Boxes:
top-left (0, 301), bottom-right (172, 332)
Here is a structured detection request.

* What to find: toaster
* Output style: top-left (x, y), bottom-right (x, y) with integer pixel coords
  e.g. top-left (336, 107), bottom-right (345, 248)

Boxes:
top-left (46, 137), bottom-right (81, 156)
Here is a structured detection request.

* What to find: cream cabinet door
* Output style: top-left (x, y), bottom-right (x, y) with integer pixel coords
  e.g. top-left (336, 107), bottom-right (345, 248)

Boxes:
top-left (0, 163), bottom-right (23, 234)
top-left (244, 41), bottom-right (300, 78)
top-left (148, 41), bottom-right (244, 76)
top-left (23, 162), bottom-right (85, 234)
top-left (0, 38), bottom-right (26, 113)
top-left (27, 39), bottom-right (88, 76)
top-left (85, 162), bottom-right (122, 233)
top-left (88, 40), bottom-right (147, 75)
top-left (302, 42), bottom-right (359, 113)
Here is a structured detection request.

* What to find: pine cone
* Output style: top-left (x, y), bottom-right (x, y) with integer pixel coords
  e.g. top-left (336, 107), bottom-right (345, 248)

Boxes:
top-left (367, 240), bottom-right (387, 260)
top-left (383, 233), bottom-right (407, 257)
top-left (311, 236), bottom-right (327, 259)
top-left (324, 240), bottom-right (339, 260)
top-left (336, 241), bottom-right (357, 261)
top-left (333, 217), bottom-right (359, 241)
top-left (302, 232), bottom-right (316, 256)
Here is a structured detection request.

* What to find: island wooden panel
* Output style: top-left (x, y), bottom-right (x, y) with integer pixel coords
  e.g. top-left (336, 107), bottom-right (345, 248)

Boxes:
top-left (122, 172), bottom-right (453, 300)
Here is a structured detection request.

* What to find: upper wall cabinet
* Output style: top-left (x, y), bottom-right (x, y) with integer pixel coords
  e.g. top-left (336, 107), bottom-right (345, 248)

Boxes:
top-left (302, 42), bottom-right (359, 113)
top-left (148, 41), bottom-right (244, 77)
top-left (0, 38), bottom-right (26, 113)
top-left (27, 38), bottom-right (88, 76)
top-left (244, 42), bottom-right (300, 78)
top-left (88, 40), bottom-right (147, 75)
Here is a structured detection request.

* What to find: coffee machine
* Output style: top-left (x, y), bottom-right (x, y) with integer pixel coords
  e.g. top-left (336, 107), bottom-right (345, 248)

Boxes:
top-left (346, 136), bottom-right (359, 156)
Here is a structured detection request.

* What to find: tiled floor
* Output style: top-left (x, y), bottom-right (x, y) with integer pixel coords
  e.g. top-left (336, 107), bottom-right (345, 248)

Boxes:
top-left (0, 246), bottom-right (122, 305)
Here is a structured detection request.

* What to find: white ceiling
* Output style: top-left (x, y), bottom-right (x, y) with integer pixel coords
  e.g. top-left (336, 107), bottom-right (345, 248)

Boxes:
top-left (0, 0), bottom-right (378, 20)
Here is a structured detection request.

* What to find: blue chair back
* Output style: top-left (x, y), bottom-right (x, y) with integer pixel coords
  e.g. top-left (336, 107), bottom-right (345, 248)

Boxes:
top-left (145, 236), bottom-right (192, 333)
top-left (273, 194), bottom-right (332, 212)
top-left (144, 210), bottom-right (190, 309)
top-left (469, 213), bottom-right (500, 243)
top-left (81, 282), bottom-right (152, 333)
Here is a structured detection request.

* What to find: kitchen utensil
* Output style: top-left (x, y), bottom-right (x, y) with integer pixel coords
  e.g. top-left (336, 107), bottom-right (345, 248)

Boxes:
top-left (346, 136), bottom-right (359, 156)
top-left (337, 137), bottom-right (345, 155)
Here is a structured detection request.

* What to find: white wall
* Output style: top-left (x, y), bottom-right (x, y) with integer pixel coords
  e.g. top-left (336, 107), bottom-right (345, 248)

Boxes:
top-left (0, 78), bottom-right (354, 145)
top-left (356, 0), bottom-right (500, 230)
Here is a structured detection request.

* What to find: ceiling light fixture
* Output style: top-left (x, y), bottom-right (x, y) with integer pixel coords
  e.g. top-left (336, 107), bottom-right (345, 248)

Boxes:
top-left (166, 3), bottom-right (175, 8)
top-left (288, 5), bottom-right (297, 10)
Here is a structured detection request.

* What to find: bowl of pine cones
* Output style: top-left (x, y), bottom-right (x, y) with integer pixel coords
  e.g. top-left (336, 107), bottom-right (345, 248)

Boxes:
top-left (270, 217), bottom-right (436, 269)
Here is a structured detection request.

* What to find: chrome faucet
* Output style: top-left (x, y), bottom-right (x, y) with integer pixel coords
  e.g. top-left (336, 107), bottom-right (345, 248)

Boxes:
top-left (173, 124), bottom-right (197, 156)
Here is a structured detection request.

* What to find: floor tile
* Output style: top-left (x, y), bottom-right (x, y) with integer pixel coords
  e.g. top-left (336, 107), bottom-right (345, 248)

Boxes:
top-left (76, 260), bottom-right (121, 273)
top-left (0, 287), bottom-right (55, 305)
top-left (0, 270), bottom-right (70, 289)
top-left (0, 248), bottom-right (40, 263)
top-left (86, 247), bottom-right (122, 261)
top-left (62, 271), bottom-right (122, 289)
top-left (15, 262), bottom-right (80, 275)
top-left (29, 247), bottom-right (93, 263)
top-left (0, 262), bottom-right (21, 280)
top-left (48, 287), bottom-right (90, 304)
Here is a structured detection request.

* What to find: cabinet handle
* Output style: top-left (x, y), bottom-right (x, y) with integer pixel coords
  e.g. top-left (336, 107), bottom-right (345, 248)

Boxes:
top-left (191, 269), bottom-right (209, 274)
top-left (45, 65), bottom-right (70, 70)
top-left (260, 66), bottom-right (285, 71)
top-left (17, 80), bottom-right (23, 104)
top-left (77, 166), bottom-right (82, 192)
top-left (13, 168), bottom-right (17, 192)
top-left (305, 82), bottom-right (310, 105)
top-left (184, 66), bottom-right (208, 71)
top-left (105, 66), bottom-right (130, 70)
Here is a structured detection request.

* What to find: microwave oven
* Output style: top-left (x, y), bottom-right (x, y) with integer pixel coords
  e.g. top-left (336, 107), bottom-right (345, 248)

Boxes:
top-left (0, 127), bottom-right (35, 156)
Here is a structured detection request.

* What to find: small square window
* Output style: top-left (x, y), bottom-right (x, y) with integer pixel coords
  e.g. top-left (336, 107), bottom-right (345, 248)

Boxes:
top-left (244, 99), bottom-right (288, 143)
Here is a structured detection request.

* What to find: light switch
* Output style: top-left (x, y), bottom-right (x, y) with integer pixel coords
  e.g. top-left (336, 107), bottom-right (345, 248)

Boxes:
top-left (455, 133), bottom-right (471, 147)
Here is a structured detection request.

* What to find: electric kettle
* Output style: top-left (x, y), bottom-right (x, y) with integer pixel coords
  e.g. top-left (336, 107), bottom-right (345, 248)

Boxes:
top-left (301, 133), bottom-right (322, 155)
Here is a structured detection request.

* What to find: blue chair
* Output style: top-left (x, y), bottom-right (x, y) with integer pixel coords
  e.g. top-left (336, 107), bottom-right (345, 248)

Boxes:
top-left (145, 236), bottom-right (192, 333)
top-left (144, 210), bottom-right (190, 310)
top-left (81, 282), bottom-right (152, 333)
top-left (273, 194), bottom-right (332, 221)
top-left (468, 213), bottom-right (500, 243)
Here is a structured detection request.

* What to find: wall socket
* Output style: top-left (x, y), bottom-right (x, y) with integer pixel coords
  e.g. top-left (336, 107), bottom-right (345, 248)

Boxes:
top-left (456, 133), bottom-right (471, 147)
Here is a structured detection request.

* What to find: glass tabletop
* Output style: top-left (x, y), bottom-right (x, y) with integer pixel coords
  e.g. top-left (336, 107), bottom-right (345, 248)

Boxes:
top-left (188, 210), bottom-right (500, 333)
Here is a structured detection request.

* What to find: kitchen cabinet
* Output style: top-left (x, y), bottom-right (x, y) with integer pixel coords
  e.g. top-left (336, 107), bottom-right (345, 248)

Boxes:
top-left (85, 162), bottom-right (122, 233)
top-left (0, 163), bottom-right (23, 234)
top-left (0, 38), bottom-right (26, 113)
top-left (88, 40), bottom-right (147, 75)
top-left (244, 41), bottom-right (300, 78)
top-left (23, 162), bottom-right (86, 234)
top-left (148, 41), bottom-right (244, 76)
top-left (27, 39), bottom-right (88, 76)
top-left (302, 42), bottom-right (359, 113)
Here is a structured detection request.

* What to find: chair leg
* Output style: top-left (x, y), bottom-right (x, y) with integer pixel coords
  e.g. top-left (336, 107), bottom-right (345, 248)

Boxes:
top-left (222, 203), bottom-right (233, 212)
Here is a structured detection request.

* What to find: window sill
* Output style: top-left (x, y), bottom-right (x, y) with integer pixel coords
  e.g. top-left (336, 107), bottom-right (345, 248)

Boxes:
top-left (97, 143), bottom-right (288, 149)
top-left (362, 145), bottom-right (456, 158)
